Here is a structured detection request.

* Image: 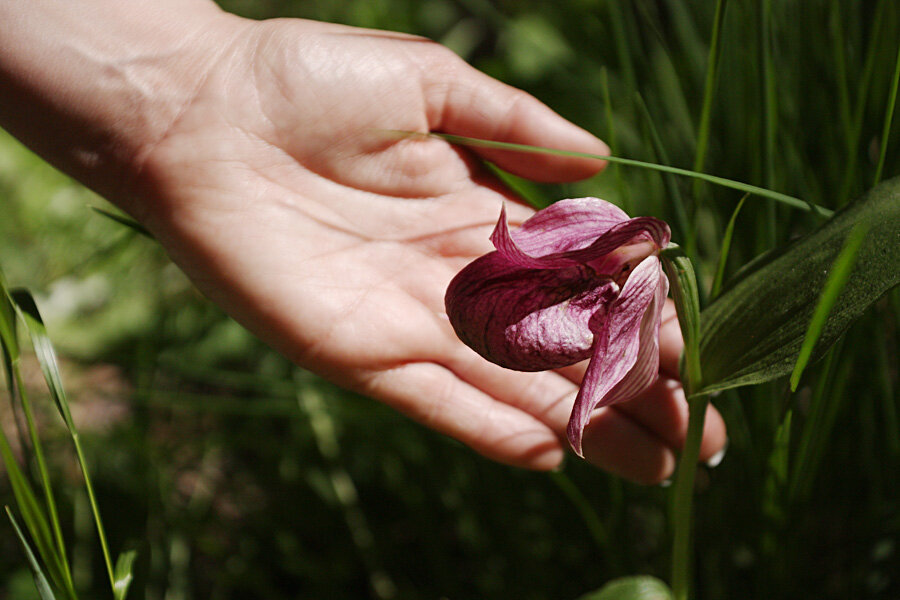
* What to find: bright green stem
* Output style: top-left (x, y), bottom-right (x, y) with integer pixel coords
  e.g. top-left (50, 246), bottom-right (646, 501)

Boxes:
top-left (392, 131), bottom-right (833, 217)
top-left (660, 246), bottom-right (704, 600)
top-left (670, 393), bottom-right (710, 600)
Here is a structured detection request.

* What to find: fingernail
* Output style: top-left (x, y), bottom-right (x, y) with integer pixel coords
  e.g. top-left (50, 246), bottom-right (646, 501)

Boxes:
top-left (706, 442), bottom-right (728, 468)
top-left (659, 477), bottom-right (673, 488)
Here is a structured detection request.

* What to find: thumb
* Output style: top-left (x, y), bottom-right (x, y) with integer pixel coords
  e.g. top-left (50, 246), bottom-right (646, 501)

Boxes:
top-left (423, 60), bottom-right (609, 183)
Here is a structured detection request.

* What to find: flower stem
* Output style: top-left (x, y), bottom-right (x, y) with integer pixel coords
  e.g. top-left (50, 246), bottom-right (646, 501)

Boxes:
top-left (660, 246), bottom-right (706, 600)
top-left (670, 392), bottom-right (710, 600)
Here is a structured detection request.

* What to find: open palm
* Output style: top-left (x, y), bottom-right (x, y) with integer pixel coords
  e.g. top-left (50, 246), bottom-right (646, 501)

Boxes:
top-left (127, 17), bottom-right (725, 482)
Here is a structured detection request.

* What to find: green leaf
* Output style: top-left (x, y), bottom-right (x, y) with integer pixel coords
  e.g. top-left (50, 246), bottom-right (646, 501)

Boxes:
top-left (711, 194), bottom-right (749, 299)
top-left (698, 176), bottom-right (900, 394)
top-left (6, 507), bottom-right (59, 600)
top-left (874, 41), bottom-right (900, 185)
top-left (660, 245), bottom-right (702, 393)
top-left (113, 550), bottom-right (138, 600)
top-left (0, 267), bottom-right (20, 364)
top-left (89, 206), bottom-right (154, 239)
top-left (789, 223), bottom-right (866, 391)
top-left (578, 576), bottom-right (673, 600)
top-left (390, 131), bottom-right (833, 216)
top-left (9, 289), bottom-right (76, 431)
top-left (0, 433), bottom-right (64, 590)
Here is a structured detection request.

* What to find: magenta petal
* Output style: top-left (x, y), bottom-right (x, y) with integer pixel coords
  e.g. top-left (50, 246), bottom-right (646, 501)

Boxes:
top-left (491, 202), bottom-right (671, 272)
top-left (505, 198), bottom-right (631, 255)
top-left (446, 251), bottom-right (619, 370)
top-left (566, 256), bottom-right (666, 456)
top-left (601, 258), bottom-right (669, 406)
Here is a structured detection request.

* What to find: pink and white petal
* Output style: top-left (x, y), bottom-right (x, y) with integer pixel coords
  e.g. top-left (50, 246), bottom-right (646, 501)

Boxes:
top-left (489, 203), bottom-right (555, 269)
top-left (566, 255), bottom-right (665, 456)
top-left (492, 203), bottom-right (670, 272)
top-left (530, 217), bottom-right (671, 271)
top-left (511, 197), bottom-right (630, 254)
top-left (601, 257), bottom-right (668, 406)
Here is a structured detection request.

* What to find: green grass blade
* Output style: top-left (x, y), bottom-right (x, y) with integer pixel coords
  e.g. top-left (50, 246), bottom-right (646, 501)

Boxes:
top-left (789, 223), bottom-right (867, 391)
top-left (2, 274), bottom-right (74, 596)
top-left (9, 290), bottom-right (117, 593)
top-left (113, 550), bottom-right (138, 600)
top-left (759, 0), bottom-right (778, 248)
top-left (789, 340), bottom-right (852, 504)
top-left (763, 408), bottom-right (791, 520)
top-left (839, 0), bottom-right (887, 204)
top-left (89, 207), bottom-right (153, 239)
top-left (874, 326), bottom-right (900, 459)
top-left (601, 67), bottom-right (632, 213)
top-left (830, 0), bottom-right (853, 146)
top-left (635, 93), bottom-right (695, 258)
top-left (711, 194), bottom-right (749, 299)
top-left (548, 471), bottom-right (620, 573)
top-left (692, 0), bottom-right (728, 180)
top-left (3, 293), bottom-right (74, 595)
top-left (399, 131), bottom-right (833, 216)
top-left (6, 507), bottom-right (59, 600)
top-left (874, 41), bottom-right (900, 185)
top-left (0, 428), bottom-right (69, 595)
top-left (0, 269), bottom-right (19, 364)
top-left (10, 290), bottom-right (76, 430)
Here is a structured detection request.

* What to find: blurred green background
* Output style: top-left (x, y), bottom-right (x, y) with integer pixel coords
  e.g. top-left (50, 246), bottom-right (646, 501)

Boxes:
top-left (1, 1), bottom-right (898, 598)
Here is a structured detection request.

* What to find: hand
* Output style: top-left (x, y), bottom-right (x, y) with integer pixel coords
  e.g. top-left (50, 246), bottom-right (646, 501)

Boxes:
top-left (1, 7), bottom-right (727, 482)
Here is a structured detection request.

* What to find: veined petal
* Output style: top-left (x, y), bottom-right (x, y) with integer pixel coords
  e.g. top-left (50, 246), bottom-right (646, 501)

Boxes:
top-left (446, 252), bottom-right (619, 371)
top-left (504, 197), bottom-right (631, 255)
top-left (491, 202), bottom-right (671, 272)
top-left (601, 257), bottom-right (668, 406)
top-left (566, 256), bottom-right (666, 456)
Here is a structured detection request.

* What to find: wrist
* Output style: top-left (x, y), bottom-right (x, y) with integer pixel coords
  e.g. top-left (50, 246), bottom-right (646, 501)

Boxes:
top-left (0, 0), bottom-right (245, 209)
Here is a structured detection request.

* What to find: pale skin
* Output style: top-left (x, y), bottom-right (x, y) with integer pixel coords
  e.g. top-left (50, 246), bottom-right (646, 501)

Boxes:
top-left (0, 0), bottom-right (726, 484)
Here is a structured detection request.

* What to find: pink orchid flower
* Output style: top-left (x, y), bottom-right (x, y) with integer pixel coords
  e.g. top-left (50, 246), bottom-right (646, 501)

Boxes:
top-left (445, 198), bottom-right (671, 456)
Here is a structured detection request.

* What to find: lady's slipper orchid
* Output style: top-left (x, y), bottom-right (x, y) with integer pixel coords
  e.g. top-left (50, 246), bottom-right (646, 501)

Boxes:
top-left (445, 198), bottom-right (671, 456)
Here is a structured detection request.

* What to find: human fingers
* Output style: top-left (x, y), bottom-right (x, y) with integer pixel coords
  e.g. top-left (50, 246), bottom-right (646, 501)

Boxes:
top-left (441, 347), bottom-right (705, 483)
top-left (357, 361), bottom-right (565, 470)
top-left (659, 299), bottom-right (683, 379)
top-left (421, 52), bottom-right (609, 182)
top-left (612, 376), bottom-right (728, 464)
top-left (579, 408), bottom-right (677, 485)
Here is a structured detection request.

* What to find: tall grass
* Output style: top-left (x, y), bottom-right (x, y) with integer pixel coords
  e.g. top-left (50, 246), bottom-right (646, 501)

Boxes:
top-left (1, 0), bottom-right (898, 598)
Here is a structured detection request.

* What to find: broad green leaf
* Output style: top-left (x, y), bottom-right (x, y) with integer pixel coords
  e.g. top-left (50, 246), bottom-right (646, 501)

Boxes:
top-left (6, 507), bottom-right (58, 600)
top-left (113, 550), bottom-right (138, 600)
top-left (578, 576), bottom-right (673, 600)
top-left (698, 176), bottom-right (900, 394)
